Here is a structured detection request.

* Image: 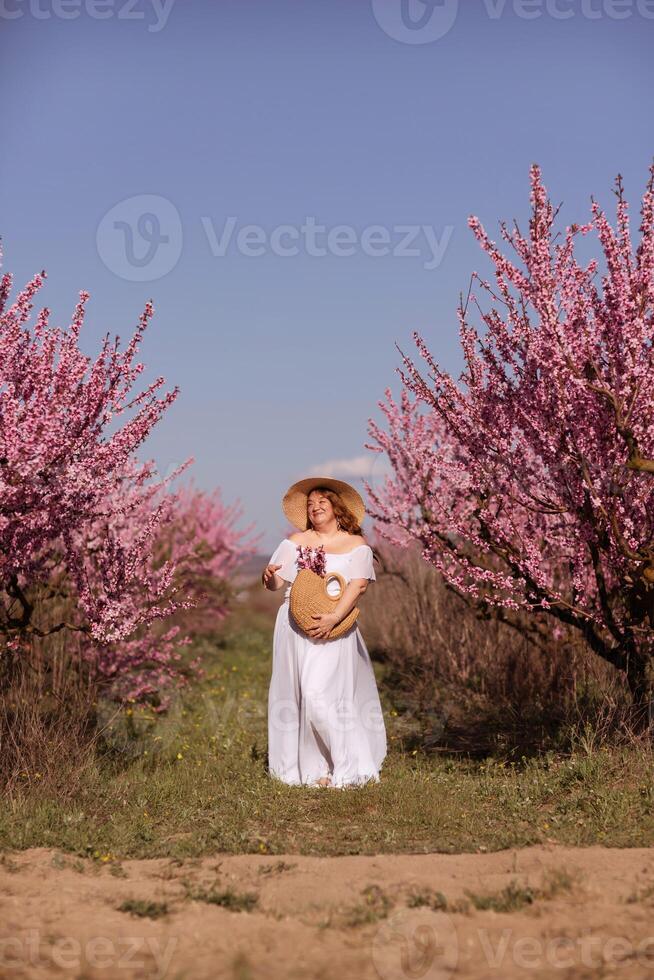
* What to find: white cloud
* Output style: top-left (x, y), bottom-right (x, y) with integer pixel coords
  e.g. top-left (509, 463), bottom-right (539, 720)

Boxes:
top-left (307, 454), bottom-right (390, 480)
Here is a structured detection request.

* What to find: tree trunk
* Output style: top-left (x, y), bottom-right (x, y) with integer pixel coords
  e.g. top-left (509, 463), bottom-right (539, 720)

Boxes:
top-left (625, 649), bottom-right (654, 734)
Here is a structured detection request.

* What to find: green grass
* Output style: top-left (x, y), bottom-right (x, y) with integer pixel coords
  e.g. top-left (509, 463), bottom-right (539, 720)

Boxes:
top-left (117, 899), bottom-right (169, 918)
top-left (407, 886), bottom-right (448, 910)
top-left (464, 866), bottom-right (578, 913)
top-left (407, 867), bottom-right (576, 916)
top-left (1, 610), bottom-right (654, 859)
top-left (340, 884), bottom-right (394, 928)
top-left (184, 884), bottom-right (259, 912)
top-left (465, 879), bottom-right (537, 913)
top-left (256, 860), bottom-right (297, 876)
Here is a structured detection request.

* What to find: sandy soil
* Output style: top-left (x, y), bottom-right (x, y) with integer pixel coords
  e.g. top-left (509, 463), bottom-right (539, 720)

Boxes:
top-left (1, 844), bottom-right (654, 979)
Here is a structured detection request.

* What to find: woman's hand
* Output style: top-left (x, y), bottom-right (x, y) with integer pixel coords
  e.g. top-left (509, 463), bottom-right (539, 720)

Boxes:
top-left (308, 611), bottom-right (339, 639)
top-left (262, 562), bottom-right (282, 589)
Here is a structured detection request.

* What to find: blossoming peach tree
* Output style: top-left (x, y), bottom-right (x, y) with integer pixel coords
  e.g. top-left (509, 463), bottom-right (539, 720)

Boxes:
top-left (0, 256), bottom-right (252, 708)
top-left (366, 164), bottom-right (654, 723)
top-left (156, 480), bottom-right (259, 640)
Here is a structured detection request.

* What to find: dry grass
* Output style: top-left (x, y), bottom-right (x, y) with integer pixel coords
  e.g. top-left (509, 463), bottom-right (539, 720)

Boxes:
top-left (361, 541), bottom-right (638, 757)
top-left (0, 626), bottom-right (104, 799)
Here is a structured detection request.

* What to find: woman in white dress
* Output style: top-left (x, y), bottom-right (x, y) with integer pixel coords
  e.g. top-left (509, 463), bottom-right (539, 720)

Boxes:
top-left (261, 477), bottom-right (387, 789)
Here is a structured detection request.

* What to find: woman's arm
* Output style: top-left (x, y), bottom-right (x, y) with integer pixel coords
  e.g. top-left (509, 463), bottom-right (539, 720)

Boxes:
top-left (307, 578), bottom-right (368, 639)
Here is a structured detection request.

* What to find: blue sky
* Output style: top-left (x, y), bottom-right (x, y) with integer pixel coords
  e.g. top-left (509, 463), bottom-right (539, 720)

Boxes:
top-left (1, 0), bottom-right (652, 549)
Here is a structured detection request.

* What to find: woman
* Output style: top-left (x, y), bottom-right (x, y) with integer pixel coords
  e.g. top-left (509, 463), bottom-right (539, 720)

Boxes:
top-left (261, 477), bottom-right (387, 789)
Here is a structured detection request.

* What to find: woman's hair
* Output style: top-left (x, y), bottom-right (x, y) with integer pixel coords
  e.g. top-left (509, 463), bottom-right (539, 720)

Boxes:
top-left (307, 487), bottom-right (363, 536)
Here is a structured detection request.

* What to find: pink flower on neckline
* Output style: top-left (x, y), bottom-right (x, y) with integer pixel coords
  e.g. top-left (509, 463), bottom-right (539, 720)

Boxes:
top-left (296, 544), bottom-right (326, 577)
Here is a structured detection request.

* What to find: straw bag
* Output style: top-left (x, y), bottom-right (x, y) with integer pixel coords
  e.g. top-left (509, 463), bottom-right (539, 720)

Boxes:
top-left (289, 568), bottom-right (359, 640)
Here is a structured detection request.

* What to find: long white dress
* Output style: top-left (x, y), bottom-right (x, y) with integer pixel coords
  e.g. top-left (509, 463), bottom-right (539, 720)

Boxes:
top-left (266, 538), bottom-right (387, 788)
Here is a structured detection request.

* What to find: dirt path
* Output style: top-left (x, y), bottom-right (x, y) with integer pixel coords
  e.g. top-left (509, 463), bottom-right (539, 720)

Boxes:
top-left (1, 844), bottom-right (654, 979)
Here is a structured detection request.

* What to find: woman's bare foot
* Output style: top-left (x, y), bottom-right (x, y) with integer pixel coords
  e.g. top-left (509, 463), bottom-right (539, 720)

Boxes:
top-left (316, 775), bottom-right (332, 787)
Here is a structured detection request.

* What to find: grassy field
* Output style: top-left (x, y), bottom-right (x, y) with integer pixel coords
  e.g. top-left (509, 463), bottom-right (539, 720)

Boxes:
top-left (2, 603), bottom-right (654, 862)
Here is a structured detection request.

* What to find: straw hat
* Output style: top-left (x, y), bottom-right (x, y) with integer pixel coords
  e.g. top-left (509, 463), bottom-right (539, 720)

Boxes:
top-left (282, 476), bottom-right (366, 531)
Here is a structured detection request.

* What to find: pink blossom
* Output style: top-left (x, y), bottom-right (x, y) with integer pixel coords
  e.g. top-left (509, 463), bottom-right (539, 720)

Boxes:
top-left (0, 252), bottom-right (257, 706)
top-left (366, 164), bottom-right (654, 713)
top-left (296, 545), bottom-right (327, 577)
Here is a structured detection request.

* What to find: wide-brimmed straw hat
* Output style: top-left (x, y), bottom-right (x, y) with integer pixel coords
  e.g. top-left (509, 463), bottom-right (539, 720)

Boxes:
top-left (282, 476), bottom-right (366, 531)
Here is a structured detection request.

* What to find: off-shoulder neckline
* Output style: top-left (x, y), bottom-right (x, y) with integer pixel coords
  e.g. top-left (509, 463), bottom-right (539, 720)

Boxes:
top-left (283, 540), bottom-right (370, 557)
